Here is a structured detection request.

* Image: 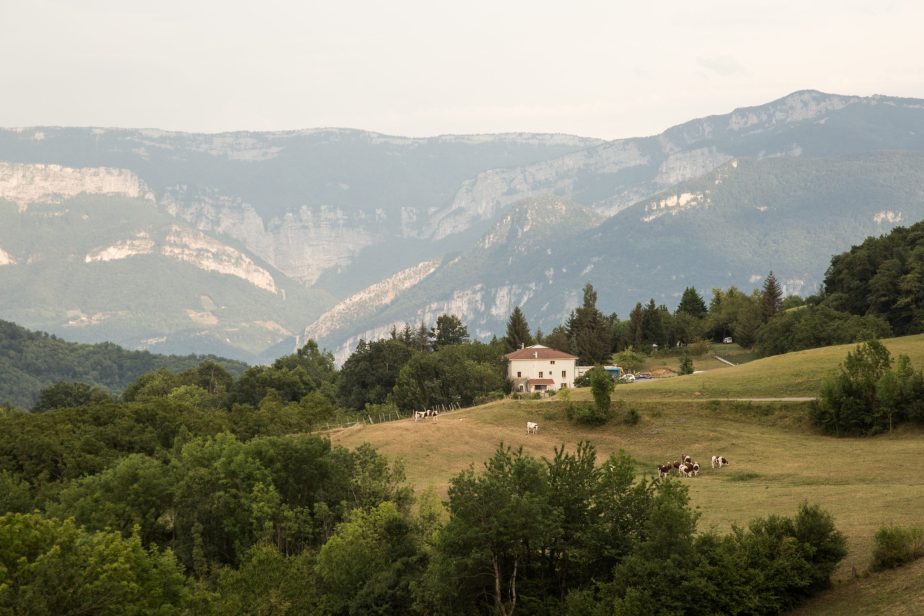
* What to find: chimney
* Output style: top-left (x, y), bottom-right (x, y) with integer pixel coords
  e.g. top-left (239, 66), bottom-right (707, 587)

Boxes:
top-left (520, 343), bottom-right (525, 350)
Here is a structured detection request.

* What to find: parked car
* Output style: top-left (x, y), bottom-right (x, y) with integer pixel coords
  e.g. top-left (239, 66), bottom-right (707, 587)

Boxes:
top-left (620, 374), bottom-right (636, 383)
top-left (636, 372), bottom-right (652, 380)
top-left (722, 336), bottom-right (733, 344)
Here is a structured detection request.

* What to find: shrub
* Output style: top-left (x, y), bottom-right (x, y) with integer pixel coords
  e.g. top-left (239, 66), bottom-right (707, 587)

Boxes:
top-left (568, 403), bottom-right (608, 425)
top-left (624, 408), bottom-right (640, 425)
top-left (678, 351), bottom-right (694, 375)
top-left (871, 525), bottom-right (924, 571)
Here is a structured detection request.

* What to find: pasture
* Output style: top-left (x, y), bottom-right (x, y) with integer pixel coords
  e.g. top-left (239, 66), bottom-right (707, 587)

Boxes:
top-left (332, 334), bottom-right (924, 612)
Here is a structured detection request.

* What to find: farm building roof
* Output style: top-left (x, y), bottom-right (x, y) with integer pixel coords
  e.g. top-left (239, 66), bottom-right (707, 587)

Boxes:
top-left (527, 378), bottom-right (555, 386)
top-left (504, 344), bottom-right (577, 361)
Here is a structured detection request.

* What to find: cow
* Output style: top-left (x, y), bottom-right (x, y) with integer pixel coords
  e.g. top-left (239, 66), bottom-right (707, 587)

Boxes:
top-left (658, 464), bottom-right (673, 478)
top-left (711, 456), bottom-right (729, 468)
top-left (415, 409), bottom-right (439, 421)
top-left (691, 462), bottom-right (700, 476)
top-left (526, 421), bottom-right (539, 434)
top-left (414, 411), bottom-right (425, 422)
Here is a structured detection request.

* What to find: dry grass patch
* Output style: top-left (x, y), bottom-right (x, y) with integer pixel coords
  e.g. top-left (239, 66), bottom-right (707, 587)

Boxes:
top-left (334, 396), bottom-right (924, 584)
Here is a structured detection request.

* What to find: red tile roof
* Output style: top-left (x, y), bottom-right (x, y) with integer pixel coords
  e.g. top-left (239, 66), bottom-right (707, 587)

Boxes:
top-left (504, 345), bottom-right (577, 361)
top-left (527, 378), bottom-right (555, 385)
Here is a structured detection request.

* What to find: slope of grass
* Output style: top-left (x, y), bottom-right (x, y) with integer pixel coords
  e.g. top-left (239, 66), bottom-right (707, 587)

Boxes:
top-left (610, 334), bottom-right (924, 401)
top-left (331, 334), bottom-right (924, 612)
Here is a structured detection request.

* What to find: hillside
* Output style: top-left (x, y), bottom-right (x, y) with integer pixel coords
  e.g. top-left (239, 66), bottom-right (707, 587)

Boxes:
top-left (332, 334), bottom-right (924, 602)
top-left (0, 319), bottom-right (248, 409)
top-left (318, 152), bottom-right (924, 357)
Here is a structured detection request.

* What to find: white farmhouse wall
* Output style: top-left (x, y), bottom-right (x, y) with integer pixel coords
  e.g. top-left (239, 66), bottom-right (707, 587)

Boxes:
top-left (508, 358), bottom-right (576, 390)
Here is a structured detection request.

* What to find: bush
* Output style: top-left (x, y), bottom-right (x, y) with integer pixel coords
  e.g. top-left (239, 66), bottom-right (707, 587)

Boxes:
top-left (871, 525), bottom-right (924, 571)
top-left (624, 408), bottom-right (640, 425)
top-left (567, 403), bottom-right (608, 425)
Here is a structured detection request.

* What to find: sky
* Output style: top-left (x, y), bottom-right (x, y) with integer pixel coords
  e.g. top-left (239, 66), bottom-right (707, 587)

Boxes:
top-left (1, 0), bottom-right (923, 140)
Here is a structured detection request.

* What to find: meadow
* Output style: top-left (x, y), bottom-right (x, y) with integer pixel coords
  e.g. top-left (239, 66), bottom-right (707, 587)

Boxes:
top-left (333, 334), bottom-right (924, 614)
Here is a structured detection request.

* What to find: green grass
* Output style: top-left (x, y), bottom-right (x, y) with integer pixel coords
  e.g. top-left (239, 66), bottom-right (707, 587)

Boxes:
top-left (638, 342), bottom-right (760, 374)
top-left (605, 334), bottom-right (924, 401)
top-left (332, 334), bottom-right (924, 614)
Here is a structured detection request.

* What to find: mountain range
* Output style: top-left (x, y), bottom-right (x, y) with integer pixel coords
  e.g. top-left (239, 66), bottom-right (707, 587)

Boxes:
top-left (2, 90), bottom-right (923, 362)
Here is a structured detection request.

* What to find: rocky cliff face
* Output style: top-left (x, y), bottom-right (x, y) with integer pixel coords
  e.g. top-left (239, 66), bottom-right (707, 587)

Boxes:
top-left (162, 188), bottom-right (376, 286)
top-left (0, 162), bottom-right (153, 211)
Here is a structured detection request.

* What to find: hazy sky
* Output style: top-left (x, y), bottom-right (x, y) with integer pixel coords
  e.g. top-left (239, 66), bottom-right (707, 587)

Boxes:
top-left (2, 0), bottom-right (922, 139)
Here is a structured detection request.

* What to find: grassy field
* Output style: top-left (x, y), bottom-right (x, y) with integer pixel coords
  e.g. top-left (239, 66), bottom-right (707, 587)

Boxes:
top-left (331, 334), bottom-right (924, 613)
top-left (638, 342), bottom-right (760, 374)
top-left (606, 334), bottom-right (924, 401)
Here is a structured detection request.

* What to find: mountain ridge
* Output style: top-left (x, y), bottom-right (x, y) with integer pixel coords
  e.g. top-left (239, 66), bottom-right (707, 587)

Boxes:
top-left (2, 90), bottom-right (924, 361)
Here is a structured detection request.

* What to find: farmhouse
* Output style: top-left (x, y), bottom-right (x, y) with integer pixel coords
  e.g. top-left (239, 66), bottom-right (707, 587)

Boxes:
top-left (504, 344), bottom-right (577, 393)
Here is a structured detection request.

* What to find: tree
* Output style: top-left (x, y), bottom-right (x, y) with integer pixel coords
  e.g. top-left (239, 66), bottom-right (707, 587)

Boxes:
top-left (761, 271), bottom-right (784, 322)
top-left (589, 366), bottom-right (614, 422)
top-left (0, 513), bottom-right (189, 615)
top-left (432, 314), bottom-right (469, 349)
top-left (33, 381), bottom-right (112, 411)
top-left (569, 284), bottom-right (612, 365)
top-left (811, 340), bottom-right (893, 435)
top-left (337, 338), bottom-right (414, 410)
top-left (429, 446), bottom-right (560, 616)
top-left (678, 351), bottom-right (694, 375)
top-left (676, 287), bottom-right (707, 319)
top-left (49, 453), bottom-right (175, 546)
top-left (504, 306), bottom-right (533, 352)
top-left (316, 501), bottom-right (422, 614)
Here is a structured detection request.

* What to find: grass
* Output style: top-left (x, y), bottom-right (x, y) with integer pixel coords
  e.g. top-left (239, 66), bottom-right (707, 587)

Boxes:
top-left (605, 334), bottom-right (924, 401)
top-left (331, 334), bottom-right (924, 613)
top-left (638, 342), bottom-right (760, 374)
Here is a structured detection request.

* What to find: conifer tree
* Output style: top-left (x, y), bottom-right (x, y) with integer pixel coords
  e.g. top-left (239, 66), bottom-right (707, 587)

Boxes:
top-left (676, 287), bottom-right (707, 319)
top-left (504, 307), bottom-right (533, 352)
top-left (761, 271), bottom-right (784, 321)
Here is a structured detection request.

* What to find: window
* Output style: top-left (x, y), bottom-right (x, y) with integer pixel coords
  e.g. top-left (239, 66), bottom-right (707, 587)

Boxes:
top-left (539, 371), bottom-right (544, 378)
top-left (517, 371), bottom-right (522, 378)
top-left (562, 370), bottom-right (567, 378)
top-left (561, 383), bottom-right (568, 389)
top-left (550, 360), bottom-right (556, 365)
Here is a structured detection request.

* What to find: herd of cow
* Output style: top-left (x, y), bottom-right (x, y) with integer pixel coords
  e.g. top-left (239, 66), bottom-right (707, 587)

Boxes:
top-left (658, 454), bottom-right (729, 478)
top-left (413, 417), bottom-right (729, 480)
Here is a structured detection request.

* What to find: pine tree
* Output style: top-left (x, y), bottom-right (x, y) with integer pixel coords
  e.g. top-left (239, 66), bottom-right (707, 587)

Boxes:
top-left (676, 287), bottom-right (707, 319)
top-left (504, 306), bottom-right (533, 352)
top-left (761, 271), bottom-right (783, 321)
top-left (569, 283), bottom-right (612, 365)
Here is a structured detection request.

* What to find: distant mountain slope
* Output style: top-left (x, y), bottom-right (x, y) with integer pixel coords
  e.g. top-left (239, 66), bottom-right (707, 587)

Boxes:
top-left (426, 91), bottom-right (924, 238)
top-left (0, 191), bottom-right (332, 362)
top-left (0, 128), bottom-right (602, 290)
top-left (0, 319), bottom-right (248, 409)
top-left (315, 151), bottom-right (924, 358)
top-left (313, 196), bottom-right (605, 360)
top-left (3, 90), bottom-right (924, 360)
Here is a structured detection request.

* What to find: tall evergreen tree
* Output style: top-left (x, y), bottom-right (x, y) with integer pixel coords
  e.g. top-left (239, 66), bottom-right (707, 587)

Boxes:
top-left (761, 271), bottom-right (784, 321)
top-left (569, 284), bottom-right (612, 365)
top-left (676, 287), bottom-right (707, 319)
top-left (504, 307), bottom-right (533, 352)
top-left (412, 322), bottom-right (432, 352)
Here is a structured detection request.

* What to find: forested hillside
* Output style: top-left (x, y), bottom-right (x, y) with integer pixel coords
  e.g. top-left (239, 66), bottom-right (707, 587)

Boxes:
top-left (0, 320), bottom-right (248, 408)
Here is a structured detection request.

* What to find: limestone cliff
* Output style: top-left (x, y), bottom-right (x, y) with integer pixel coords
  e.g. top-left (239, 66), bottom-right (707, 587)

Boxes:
top-left (0, 162), bottom-right (153, 211)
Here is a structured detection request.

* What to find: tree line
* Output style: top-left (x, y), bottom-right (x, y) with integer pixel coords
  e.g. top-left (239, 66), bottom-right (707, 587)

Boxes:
top-left (0, 399), bottom-right (847, 615)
